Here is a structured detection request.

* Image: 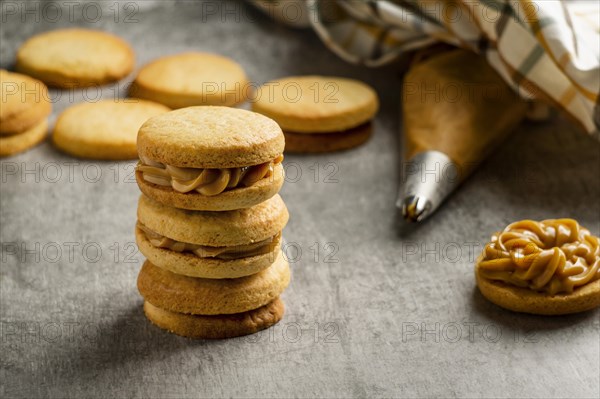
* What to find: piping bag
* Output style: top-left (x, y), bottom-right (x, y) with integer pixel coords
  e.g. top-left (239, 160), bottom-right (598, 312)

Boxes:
top-left (397, 48), bottom-right (529, 223)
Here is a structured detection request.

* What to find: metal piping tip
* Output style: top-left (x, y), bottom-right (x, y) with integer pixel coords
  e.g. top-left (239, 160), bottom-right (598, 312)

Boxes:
top-left (400, 196), bottom-right (432, 223)
top-left (396, 151), bottom-right (460, 227)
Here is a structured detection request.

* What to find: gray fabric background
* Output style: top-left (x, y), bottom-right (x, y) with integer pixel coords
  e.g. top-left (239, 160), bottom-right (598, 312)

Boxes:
top-left (1, 1), bottom-right (599, 398)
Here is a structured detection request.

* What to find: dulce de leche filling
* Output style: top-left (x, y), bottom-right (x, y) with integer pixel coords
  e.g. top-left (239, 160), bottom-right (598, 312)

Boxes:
top-left (477, 219), bottom-right (600, 295)
top-left (137, 154), bottom-right (283, 196)
top-left (137, 222), bottom-right (279, 260)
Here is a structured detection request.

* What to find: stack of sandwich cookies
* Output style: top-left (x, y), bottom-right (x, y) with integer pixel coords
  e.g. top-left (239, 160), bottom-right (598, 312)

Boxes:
top-left (252, 75), bottom-right (379, 153)
top-left (134, 106), bottom-right (290, 339)
top-left (0, 70), bottom-right (52, 157)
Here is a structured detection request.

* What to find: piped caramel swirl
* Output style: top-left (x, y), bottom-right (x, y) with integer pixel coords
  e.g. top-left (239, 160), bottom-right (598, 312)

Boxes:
top-left (477, 219), bottom-right (600, 295)
top-left (137, 222), bottom-right (278, 260)
top-left (137, 154), bottom-right (283, 196)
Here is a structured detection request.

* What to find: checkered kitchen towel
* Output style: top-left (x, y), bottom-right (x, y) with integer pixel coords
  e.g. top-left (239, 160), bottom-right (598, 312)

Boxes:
top-left (253, 0), bottom-right (600, 139)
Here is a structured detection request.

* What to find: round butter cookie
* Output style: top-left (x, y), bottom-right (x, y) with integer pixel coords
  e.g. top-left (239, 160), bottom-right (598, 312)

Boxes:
top-left (129, 52), bottom-right (248, 108)
top-left (137, 251), bottom-right (290, 315)
top-left (53, 99), bottom-right (169, 160)
top-left (0, 70), bottom-right (52, 135)
top-left (475, 219), bottom-right (600, 315)
top-left (143, 297), bottom-right (284, 339)
top-left (252, 76), bottom-right (378, 133)
top-left (0, 119), bottom-right (48, 157)
top-left (16, 29), bottom-right (134, 88)
top-left (136, 106), bottom-right (285, 210)
top-left (136, 194), bottom-right (289, 278)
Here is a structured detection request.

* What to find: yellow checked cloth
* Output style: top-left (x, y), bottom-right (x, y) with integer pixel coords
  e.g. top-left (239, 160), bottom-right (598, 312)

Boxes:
top-left (253, 0), bottom-right (600, 138)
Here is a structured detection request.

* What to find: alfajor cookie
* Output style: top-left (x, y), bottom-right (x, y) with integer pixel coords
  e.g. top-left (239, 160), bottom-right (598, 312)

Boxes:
top-left (1, 70), bottom-right (52, 135)
top-left (143, 297), bottom-right (284, 339)
top-left (475, 219), bottom-right (600, 315)
top-left (251, 75), bottom-right (379, 153)
top-left (137, 250), bottom-right (290, 315)
top-left (0, 119), bottom-right (48, 157)
top-left (129, 52), bottom-right (248, 109)
top-left (136, 106), bottom-right (285, 211)
top-left (16, 29), bottom-right (134, 88)
top-left (136, 194), bottom-right (288, 278)
top-left (53, 99), bottom-right (169, 160)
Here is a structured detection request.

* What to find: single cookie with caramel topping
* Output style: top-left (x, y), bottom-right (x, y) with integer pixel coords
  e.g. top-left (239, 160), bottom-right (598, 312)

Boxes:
top-left (135, 194), bottom-right (288, 279)
top-left (136, 106), bottom-right (285, 210)
top-left (475, 219), bottom-right (600, 315)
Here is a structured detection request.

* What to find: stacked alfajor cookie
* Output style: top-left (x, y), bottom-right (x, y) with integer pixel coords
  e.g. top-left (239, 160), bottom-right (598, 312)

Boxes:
top-left (134, 106), bottom-right (290, 339)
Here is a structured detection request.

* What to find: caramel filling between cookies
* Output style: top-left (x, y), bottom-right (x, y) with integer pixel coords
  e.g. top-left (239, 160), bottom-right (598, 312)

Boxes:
top-left (137, 222), bottom-right (279, 260)
top-left (477, 219), bottom-right (600, 295)
top-left (137, 155), bottom-right (283, 196)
